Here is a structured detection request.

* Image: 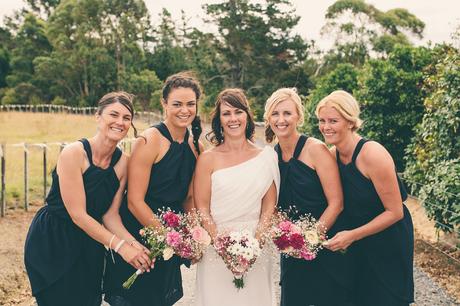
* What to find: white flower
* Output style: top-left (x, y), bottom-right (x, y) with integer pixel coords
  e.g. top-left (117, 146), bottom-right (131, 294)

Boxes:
top-left (304, 230), bottom-right (320, 245)
top-left (162, 247), bottom-right (174, 260)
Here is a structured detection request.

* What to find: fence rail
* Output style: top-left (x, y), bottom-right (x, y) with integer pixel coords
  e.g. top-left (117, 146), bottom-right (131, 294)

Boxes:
top-left (0, 139), bottom-right (136, 217)
top-left (0, 104), bottom-right (164, 125)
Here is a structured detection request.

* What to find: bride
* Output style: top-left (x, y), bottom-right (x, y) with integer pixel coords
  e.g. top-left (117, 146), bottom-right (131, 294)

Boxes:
top-left (193, 88), bottom-right (279, 306)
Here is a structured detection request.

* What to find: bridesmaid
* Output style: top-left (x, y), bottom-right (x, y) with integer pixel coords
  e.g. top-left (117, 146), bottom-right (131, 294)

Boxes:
top-left (103, 72), bottom-right (203, 306)
top-left (264, 88), bottom-right (354, 306)
top-left (318, 90), bottom-right (414, 306)
top-left (24, 92), bottom-right (151, 306)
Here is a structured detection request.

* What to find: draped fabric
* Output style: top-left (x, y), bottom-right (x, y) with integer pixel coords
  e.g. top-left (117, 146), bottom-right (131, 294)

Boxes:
top-left (195, 146), bottom-right (280, 306)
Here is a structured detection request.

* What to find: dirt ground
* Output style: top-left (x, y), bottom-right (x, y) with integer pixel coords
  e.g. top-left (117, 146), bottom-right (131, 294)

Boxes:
top-left (0, 199), bottom-right (459, 306)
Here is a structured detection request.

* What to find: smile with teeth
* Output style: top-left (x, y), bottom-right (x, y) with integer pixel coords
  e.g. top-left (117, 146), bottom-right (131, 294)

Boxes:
top-left (227, 124), bottom-right (240, 129)
top-left (110, 127), bottom-right (123, 132)
top-left (177, 115), bottom-right (190, 120)
top-left (275, 124), bottom-right (288, 130)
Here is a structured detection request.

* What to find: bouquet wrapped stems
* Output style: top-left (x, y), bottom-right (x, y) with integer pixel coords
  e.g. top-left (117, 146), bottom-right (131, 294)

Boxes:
top-left (122, 249), bottom-right (162, 289)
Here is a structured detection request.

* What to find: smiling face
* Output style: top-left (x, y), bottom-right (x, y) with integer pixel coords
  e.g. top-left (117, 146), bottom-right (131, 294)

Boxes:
top-left (96, 102), bottom-right (132, 141)
top-left (163, 87), bottom-right (197, 128)
top-left (268, 99), bottom-right (300, 140)
top-left (220, 102), bottom-right (248, 139)
top-left (317, 104), bottom-right (352, 145)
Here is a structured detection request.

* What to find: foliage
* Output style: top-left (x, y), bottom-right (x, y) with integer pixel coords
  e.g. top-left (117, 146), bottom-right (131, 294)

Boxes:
top-left (356, 44), bottom-right (432, 170)
top-left (302, 63), bottom-right (359, 138)
top-left (404, 45), bottom-right (460, 232)
top-left (203, 0), bottom-right (311, 118)
top-left (320, 0), bottom-right (424, 73)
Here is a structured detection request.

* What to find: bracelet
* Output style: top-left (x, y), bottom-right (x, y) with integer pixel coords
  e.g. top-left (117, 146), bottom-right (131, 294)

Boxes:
top-left (114, 239), bottom-right (126, 253)
top-left (109, 234), bottom-right (116, 250)
top-left (109, 234), bottom-right (117, 264)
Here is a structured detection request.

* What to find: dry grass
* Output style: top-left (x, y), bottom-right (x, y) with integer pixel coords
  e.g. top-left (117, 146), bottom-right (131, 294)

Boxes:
top-left (0, 112), bottom-right (149, 208)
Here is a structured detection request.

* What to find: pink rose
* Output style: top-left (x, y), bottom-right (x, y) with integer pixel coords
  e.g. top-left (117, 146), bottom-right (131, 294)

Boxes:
top-left (191, 226), bottom-right (211, 246)
top-left (300, 250), bottom-right (316, 261)
top-left (166, 230), bottom-right (182, 247)
top-left (139, 229), bottom-right (145, 236)
top-left (163, 211), bottom-right (180, 228)
top-left (279, 220), bottom-right (294, 233)
top-left (274, 233), bottom-right (290, 250)
top-left (289, 233), bottom-right (305, 250)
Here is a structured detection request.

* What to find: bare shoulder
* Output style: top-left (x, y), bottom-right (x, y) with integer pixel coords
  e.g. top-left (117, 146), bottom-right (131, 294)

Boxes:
top-left (60, 141), bottom-right (85, 161)
top-left (305, 137), bottom-right (328, 154)
top-left (196, 148), bottom-right (217, 171)
top-left (360, 141), bottom-right (393, 164)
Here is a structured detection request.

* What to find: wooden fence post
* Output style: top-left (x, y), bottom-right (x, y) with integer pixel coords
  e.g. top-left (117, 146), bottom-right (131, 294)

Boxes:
top-left (43, 144), bottom-right (47, 204)
top-left (24, 143), bottom-right (28, 211)
top-left (1, 144), bottom-right (5, 217)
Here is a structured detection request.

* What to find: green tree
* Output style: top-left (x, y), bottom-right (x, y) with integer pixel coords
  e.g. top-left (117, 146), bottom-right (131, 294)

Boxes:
top-left (320, 0), bottom-right (425, 73)
top-left (356, 44), bottom-right (432, 170)
top-left (203, 0), bottom-right (310, 117)
top-left (404, 45), bottom-right (460, 232)
top-left (302, 63), bottom-right (359, 138)
top-left (124, 69), bottom-right (162, 110)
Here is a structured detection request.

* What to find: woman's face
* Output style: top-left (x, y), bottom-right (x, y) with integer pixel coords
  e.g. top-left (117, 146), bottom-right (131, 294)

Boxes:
top-left (163, 87), bottom-right (197, 128)
top-left (317, 104), bottom-right (351, 145)
top-left (97, 102), bottom-right (132, 142)
top-left (220, 102), bottom-right (248, 140)
top-left (268, 99), bottom-right (299, 140)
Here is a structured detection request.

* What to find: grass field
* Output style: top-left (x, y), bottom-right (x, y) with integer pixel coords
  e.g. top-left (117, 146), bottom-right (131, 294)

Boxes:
top-left (0, 112), bottom-right (150, 210)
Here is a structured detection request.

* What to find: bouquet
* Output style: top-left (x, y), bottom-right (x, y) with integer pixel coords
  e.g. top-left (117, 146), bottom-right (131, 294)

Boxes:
top-left (271, 212), bottom-right (325, 260)
top-left (163, 210), bottom-right (211, 260)
top-left (214, 229), bottom-right (262, 289)
top-left (123, 209), bottom-right (210, 289)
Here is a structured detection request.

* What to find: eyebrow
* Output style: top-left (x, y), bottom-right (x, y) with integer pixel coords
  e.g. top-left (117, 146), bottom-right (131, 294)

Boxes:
top-left (171, 100), bottom-right (196, 103)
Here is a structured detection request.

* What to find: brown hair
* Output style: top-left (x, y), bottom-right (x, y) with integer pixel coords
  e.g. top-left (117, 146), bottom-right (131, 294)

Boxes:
top-left (97, 91), bottom-right (139, 138)
top-left (162, 71), bottom-right (203, 154)
top-left (206, 88), bottom-right (255, 146)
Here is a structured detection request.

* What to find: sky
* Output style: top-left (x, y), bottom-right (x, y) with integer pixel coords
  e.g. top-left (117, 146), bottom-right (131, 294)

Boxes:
top-left (1, 0), bottom-right (459, 50)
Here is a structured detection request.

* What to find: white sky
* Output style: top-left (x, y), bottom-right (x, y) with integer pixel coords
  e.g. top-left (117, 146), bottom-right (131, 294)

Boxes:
top-left (1, 0), bottom-right (459, 50)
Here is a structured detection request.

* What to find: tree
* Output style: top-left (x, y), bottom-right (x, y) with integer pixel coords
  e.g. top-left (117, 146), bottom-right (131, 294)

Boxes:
top-left (320, 0), bottom-right (425, 73)
top-left (203, 0), bottom-right (310, 117)
top-left (302, 63), bottom-right (359, 138)
top-left (147, 8), bottom-right (191, 80)
top-left (35, 0), bottom-right (152, 105)
top-left (356, 44), bottom-right (432, 170)
top-left (124, 69), bottom-right (162, 110)
top-left (404, 45), bottom-right (460, 232)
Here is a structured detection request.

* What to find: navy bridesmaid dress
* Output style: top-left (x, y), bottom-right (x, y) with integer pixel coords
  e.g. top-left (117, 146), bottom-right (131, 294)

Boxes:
top-left (337, 138), bottom-right (414, 306)
top-left (276, 135), bottom-right (355, 306)
top-left (25, 139), bottom-right (122, 306)
top-left (103, 122), bottom-right (196, 306)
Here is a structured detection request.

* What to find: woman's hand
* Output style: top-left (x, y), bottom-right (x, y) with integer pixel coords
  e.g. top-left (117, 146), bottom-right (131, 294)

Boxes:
top-left (323, 230), bottom-right (357, 252)
top-left (118, 243), bottom-right (153, 272)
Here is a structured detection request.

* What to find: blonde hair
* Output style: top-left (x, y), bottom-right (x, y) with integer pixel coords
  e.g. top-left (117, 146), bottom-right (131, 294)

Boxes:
top-left (263, 88), bottom-right (304, 143)
top-left (315, 90), bottom-right (363, 131)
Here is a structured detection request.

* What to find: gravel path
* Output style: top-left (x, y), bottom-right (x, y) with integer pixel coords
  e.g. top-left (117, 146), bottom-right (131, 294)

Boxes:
top-left (101, 259), bottom-right (460, 306)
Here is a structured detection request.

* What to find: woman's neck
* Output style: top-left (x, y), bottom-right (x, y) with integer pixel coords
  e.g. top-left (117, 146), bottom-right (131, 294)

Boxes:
top-left (164, 120), bottom-right (187, 142)
top-left (277, 132), bottom-right (300, 159)
top-left (335, 133), bottom-right (361, 162)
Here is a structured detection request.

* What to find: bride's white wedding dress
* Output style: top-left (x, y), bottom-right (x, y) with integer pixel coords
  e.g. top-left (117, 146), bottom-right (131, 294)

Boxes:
top-left (195, 146), bottom-right (280, 306)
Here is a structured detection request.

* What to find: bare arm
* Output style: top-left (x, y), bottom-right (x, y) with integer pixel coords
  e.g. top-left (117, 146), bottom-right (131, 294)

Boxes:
top-left (255, 182), bottom-right (277, 243)
top-left (183, 141), bottom-right (205, 213)
top-left (127, 130), bottom-right (163, 228)
top-left (193, 151), bottom-right (218, 240)
top-left (307, 140), bottom-right (344, 233)
top-left (59, 144), bottom-right (150, 270)
top-left (326, 142), bottom-right (404, 251)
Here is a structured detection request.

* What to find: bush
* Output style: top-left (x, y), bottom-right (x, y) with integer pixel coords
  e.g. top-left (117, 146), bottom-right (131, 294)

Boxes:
top-left (404, 45), bottom-right (460, 232)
